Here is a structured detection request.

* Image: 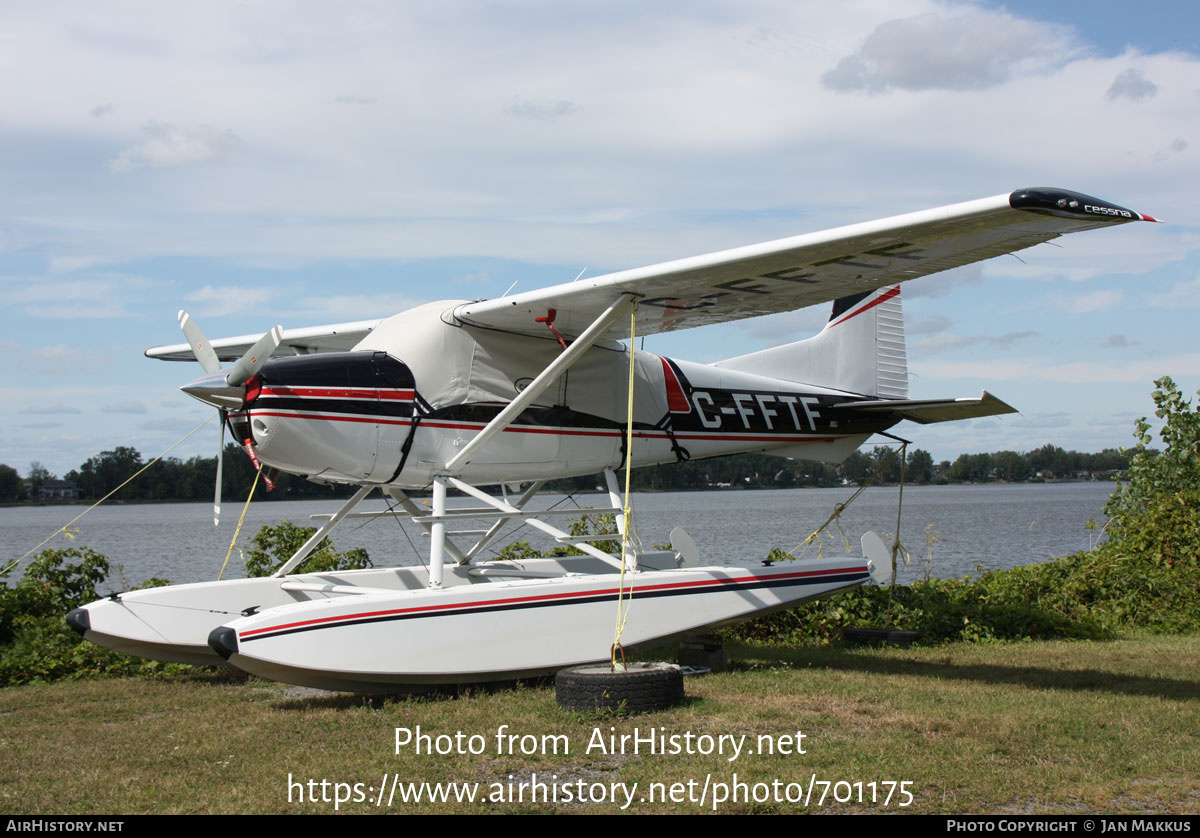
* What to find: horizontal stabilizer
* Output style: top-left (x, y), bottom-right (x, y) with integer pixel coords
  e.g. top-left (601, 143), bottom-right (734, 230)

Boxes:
top-left (833, 391), bottom-right (1016, 425)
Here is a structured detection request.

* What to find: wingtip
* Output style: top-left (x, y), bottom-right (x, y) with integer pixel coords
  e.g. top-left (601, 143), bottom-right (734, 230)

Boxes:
top-left (1009, 187), bottom-right (1150, 224)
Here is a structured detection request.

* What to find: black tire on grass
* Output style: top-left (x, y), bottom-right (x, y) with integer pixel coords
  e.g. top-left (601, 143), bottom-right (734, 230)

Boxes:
top-left (555, 662), bottom-right (684, 713)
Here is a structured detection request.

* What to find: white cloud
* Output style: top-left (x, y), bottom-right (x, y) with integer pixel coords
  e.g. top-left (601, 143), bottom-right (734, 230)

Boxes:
top-left (27, 345), bottom-right (105, 375)
top-left (1013, 411), bottom-right (1071, 429)
top-left (453, 272), bottom-right (491, 286)
top-left (918, 353), bottom-right (1200, 383)
top-left (1155, 137), bottom-right (1188, 163)
top-left (907, 314), bottom-right (953, 336)
top-left (20, 403), bottom-right (83, 415)
top-left (1101, 334), bottom-right (1137, 349)
top-left (822, 11), bottom-right (1078, 93)
top-left (139, 417), bottom-right (200, 432)
top-left (109, 123), bottom-right (240, 173)
top-left (0, 276), bottom-right (137, 319)
top-left (733, 307), bottom-right (830, 348)
top-left (283, 294), bottom-right (422, 321)
top-left (101, 400), bottom-right (148, 414)
top-left (184, 285), bottom-right (276, 317)
top-left (1147, 277), bottom-right (1200, 309)
top-left (505, 96), bottom-right (581, 121)
top-left (1106, 68), bottom-right (1157, 102)
top-left (68, 23), bottom-right (170, 58)
top-left (1036, 289), bottom-right (1125, 314)
top-left (902, 265), bottom-right (985, 299)
top-left (910, 330), bottom-right (1038, 356)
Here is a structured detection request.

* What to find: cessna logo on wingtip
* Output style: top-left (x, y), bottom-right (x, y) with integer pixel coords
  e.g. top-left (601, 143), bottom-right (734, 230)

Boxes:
top-left (1085, 205), bottom-right (1134, 218)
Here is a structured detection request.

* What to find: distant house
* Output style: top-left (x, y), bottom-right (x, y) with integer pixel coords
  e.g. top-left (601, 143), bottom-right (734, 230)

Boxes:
top-left (38, 479), bottom-right (79, 500)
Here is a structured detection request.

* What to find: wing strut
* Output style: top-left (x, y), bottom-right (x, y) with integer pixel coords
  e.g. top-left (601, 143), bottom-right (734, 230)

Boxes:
top-left (443, 293), bottom-right (635, 473)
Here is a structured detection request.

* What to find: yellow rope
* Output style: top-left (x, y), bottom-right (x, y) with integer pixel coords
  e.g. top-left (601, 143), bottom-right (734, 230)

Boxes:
top-left (890, 442), bottom-right (908, 586)
top-left (3, 414), bottom-right (217, 576)
top-left (217, 469), bottom-right (261, 580)
top-left (611, 298), bottom-right (638, 669)
top-left (783, 443), bottom-right (905, 561)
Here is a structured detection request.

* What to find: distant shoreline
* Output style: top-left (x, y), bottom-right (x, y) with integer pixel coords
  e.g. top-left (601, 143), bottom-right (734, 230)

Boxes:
top-left (1, 476), bottom-right (1122, 509)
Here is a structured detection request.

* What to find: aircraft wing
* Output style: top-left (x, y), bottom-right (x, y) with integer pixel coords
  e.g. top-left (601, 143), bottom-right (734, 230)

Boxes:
top-left (145, 320), bottom-right (380, 362)
top-left (453, 187), bottom-right (1156, 341)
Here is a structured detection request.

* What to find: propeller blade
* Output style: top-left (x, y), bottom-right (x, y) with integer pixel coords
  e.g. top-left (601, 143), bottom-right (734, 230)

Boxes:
top-left (213, 412), bottom-right (225, 527)
top-left (225, 325), bottom-right (283, 387)
top-left (177, 310), bottom-right (221, 375)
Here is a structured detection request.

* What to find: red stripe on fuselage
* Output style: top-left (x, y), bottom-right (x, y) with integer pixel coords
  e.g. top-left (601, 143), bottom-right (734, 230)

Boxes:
top-left (259, 386), bottom-right (414, 400)
top-left (247, 410), bottom-right (838, 444)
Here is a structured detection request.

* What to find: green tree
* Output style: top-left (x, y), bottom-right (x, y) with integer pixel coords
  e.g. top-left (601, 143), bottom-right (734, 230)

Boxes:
top-left (992, 450), bottom-right (1031, 482)
top-left (0, 465), bottom-right (23, 501)
top-left (906, 449), bottom-right (934, 484)
top-left (950, 452), bottom-right (992, 482)
top-left (26, 462), bottom-right (52, 497)
top-left (69, 447), bottom-right (142, 500)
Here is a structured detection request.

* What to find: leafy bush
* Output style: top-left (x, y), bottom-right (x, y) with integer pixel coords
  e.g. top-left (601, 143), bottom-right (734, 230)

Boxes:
top-left (1102, 376), bottom-right (1200, 569)
top-left (0, 547), bottom-right (189, 686)
top-left (0, 518), bottom-right (375, 686)
top-left (734, 378), bottom-right (1200, 647)
top-left (0, 547), bottom-right (109, 645)
top-left (243, 519), bottom-right (371, 577)
top-left (728, 572), bottom-right (1104, 647)
top-left (491, 513), bottom-right (621, 561)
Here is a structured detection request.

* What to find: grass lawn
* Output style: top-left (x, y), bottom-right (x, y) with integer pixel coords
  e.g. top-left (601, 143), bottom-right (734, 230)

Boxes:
top-left (2, 635), bottom-right (1198, 814)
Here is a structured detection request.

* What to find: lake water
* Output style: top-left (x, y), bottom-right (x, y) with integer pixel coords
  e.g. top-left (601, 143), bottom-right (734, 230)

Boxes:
top-left (2, 482), bottom-right (1115, 588)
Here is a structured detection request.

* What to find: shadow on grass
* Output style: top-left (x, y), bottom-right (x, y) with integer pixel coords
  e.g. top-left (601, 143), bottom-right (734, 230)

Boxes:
top-left (264, 671), bottom-right (707, 715)
top-left (265, 675), bottom-right (561, 711)
top-left (727, 645), bottom-right (1200, 702)
top-left (263, 652), bottom-right (697, 712)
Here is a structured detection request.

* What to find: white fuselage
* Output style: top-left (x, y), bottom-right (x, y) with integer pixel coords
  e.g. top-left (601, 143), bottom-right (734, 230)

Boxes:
top-left (231, 301), bottom-right (888, 489)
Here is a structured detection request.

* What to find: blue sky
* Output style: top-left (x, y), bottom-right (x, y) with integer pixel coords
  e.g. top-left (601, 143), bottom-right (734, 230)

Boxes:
top-left (2, 1), bottom-right (1198, 477)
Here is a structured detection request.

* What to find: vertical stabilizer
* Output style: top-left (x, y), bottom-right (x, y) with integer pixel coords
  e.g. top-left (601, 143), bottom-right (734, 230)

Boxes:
top-left (714, 285), bottom-right (908, 398)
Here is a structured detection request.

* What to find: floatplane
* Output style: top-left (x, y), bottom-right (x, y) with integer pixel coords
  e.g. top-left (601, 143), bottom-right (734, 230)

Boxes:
top-left (68, 188), bottom-right (1155, 691)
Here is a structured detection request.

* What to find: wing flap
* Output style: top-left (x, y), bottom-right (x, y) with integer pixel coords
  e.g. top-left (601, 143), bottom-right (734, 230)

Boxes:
top-left (454, 188), bottom-right (1151, 340)
top-left (145, 320), bottom-right (380, 362)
